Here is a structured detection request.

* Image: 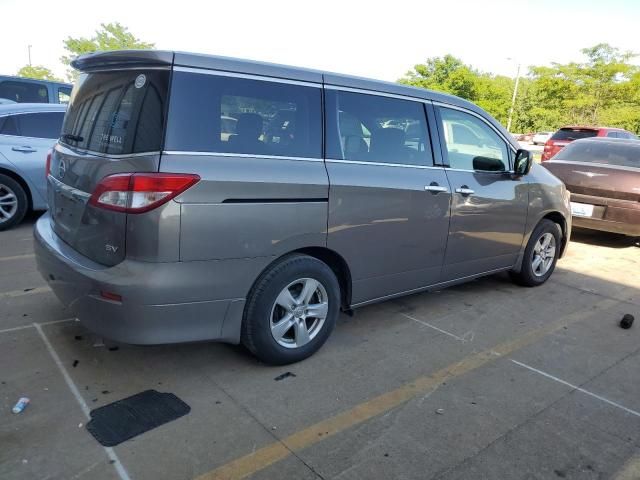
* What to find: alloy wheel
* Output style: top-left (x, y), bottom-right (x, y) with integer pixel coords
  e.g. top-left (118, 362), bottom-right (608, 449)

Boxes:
top-left (270, 278), bottom-right (329, 349)
top-left (531, 232), bottom-right (556, 277)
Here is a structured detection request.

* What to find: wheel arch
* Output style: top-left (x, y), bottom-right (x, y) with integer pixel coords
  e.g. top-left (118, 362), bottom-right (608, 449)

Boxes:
top-left (0, 166), bottom-right (32, 211)
top-left (513, 210), bottom-right (569, 273)
top-left (293, 246), bottom-right (353, 310)
top-left (542, 211), bottom-right (569, 257)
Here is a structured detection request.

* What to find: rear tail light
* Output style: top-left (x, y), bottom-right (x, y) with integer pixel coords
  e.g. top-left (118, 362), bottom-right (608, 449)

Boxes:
top-left (89, 173), bottom-right (200, 213)
top-left (45, 149), bottom-right (52, 177)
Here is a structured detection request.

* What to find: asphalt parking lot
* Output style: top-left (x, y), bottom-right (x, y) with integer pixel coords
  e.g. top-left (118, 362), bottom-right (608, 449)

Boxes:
top-left (1, 214), bottom-right (639, 480)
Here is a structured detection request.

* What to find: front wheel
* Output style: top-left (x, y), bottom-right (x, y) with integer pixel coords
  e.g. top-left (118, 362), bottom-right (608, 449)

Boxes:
top-left (241, 254), bottom-right (340, 365)
top-left (510, 219), bottom-right (562, 287)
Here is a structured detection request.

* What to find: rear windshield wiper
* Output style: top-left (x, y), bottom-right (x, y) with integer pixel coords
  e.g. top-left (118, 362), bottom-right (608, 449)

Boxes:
top-left (61, 133), bottom-right (84, 142)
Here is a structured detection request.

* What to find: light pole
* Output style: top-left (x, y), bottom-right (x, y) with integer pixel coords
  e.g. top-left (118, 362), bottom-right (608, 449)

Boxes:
top-left (28, 45), bottom-right (32, 66)
top-left (506, 59), bottom-right (521, 133)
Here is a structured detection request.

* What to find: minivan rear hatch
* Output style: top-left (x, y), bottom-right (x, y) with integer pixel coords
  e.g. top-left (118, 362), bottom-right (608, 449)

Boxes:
top-left (49, 59), bottom-right (171, 266)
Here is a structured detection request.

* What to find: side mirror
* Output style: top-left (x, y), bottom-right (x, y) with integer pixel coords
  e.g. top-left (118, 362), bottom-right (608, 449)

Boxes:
top-left (514, 149), bottom-right (533, 175)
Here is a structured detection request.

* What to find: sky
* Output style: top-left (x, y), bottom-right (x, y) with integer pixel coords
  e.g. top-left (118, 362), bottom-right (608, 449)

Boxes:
top-left (1, 0), bottom-right (639, 83)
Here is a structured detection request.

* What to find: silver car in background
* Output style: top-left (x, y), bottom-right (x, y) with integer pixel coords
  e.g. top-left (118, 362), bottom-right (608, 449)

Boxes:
top-left (0, 103), bottom-right (66, 230)
top-left (34, 50), bottom-right (571, 365)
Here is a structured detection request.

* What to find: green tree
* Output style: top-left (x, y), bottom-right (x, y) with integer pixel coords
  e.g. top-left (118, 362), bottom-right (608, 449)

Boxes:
top-left (399, 44), bottom-right (640, 134)
top-left (16, 65), bottom-right (62, 82)
top-left (60, 22), bottom-right (154, 80)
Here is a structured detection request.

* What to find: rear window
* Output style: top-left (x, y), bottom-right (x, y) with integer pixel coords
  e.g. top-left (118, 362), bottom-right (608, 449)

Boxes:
top-left (550, 128), bottom-right (598, 141)
top-left (60, 70), bottom-right (169, 155)
top-left (165, 71), bottom-right (322, 158)
top-left (0, 80), bottom-right (49, 103)
top-left (554, 141), bottom-right (640, 168)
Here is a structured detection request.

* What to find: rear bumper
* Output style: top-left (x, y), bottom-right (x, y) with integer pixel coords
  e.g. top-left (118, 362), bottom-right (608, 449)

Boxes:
top-left (34, 213), bottom-right (270, 344)
top-left (572, 216), bottom-right (640, 236)
top-left (570, 193), bottom-right (640, 237)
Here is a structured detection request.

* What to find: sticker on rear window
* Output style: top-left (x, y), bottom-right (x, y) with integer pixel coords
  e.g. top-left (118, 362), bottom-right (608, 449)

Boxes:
top-left (134, 74), bottom-right (146, 89)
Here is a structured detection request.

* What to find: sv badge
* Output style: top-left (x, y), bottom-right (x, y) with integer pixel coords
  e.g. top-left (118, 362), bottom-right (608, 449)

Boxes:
top-left (105, 244), bottom-right (119, 253)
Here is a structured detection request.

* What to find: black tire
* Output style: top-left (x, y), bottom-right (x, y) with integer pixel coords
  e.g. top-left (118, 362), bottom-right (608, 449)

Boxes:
top-left (241, 254), bottom-right (340, 365)
top-left (0, 174), bottom-right (28, 231)
top-left (510, 219), bottom-right (562, 287)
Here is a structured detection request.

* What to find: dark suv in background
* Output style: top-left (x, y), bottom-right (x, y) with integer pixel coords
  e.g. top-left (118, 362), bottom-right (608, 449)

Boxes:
top-left (0, 76), bottom-right (73, 105)
top-left (542, 125), bottom-right (638, 161)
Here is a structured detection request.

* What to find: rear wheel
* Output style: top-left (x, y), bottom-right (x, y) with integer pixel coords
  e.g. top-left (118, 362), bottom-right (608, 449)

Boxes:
top-left (242, 254), bottom-right (340, 365)
top-left (0, 174), bottom-right (28, 231)
top-left (510, 219), bottom-right (562, 287)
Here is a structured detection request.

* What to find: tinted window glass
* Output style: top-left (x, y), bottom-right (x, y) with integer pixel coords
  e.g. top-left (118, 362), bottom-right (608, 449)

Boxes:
top-left (438, 107), bottom-right (509, 171)
top-left (554, 141), bottom-right (640, 168)
top-left (325, 90), bottom-right (431, 166)
top-left (0, 81), bottom-right (49, 103)
top-left (60, 70), bottom-right (169, 154)
top-left (16, 112), bottom-right (64, 138)
top-left (551, 128), bottom-right (598, 141)
top-left (0, 115), bottom-right (19, 136)
top-left (166, 72), bottom-right (321, 158)
top-left (606, 131), bottom-right (618, 138)
top-left (58, 87), bottom-right (72, 104)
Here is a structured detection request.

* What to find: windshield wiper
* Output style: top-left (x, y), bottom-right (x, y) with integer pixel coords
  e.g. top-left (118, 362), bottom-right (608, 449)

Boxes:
top-left (61, 133), bottom-right (84, 142)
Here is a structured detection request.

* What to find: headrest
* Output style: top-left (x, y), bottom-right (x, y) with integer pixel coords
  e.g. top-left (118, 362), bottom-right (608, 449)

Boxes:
top-left (236, 113), bottom-right (263, 138)
top-left (371, 128), bottom-right (405, 152)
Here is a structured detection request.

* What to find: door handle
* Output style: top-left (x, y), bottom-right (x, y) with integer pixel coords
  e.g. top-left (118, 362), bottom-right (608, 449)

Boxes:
top-left (455, 186), bottom-right (475, 195)
top-left (12, 146), bottom-right (36, 153)
top-left (424, 183), bottom-right (448, 194)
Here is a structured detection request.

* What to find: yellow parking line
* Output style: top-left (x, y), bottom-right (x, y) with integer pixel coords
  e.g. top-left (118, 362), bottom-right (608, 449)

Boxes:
top-left (195, 298), bottom-right (617, 480)
top-left (0, 253), bottom-right (35, 262)
top-left (614, 453), bottom-right (640, 480)
top-left (0, 285), bottom-right (50, 299)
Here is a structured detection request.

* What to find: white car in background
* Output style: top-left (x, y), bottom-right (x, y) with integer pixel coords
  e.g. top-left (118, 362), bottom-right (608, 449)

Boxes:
top-left (532, 131), bottom-right (554, 145)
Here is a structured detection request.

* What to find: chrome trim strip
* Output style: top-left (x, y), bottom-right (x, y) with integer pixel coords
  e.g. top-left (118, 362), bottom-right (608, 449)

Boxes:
top-left (325, 158), bottom-right (443, 170)
top-left (350, 266), bottom-right (511, 308)
top-left (324, 84), bottom-right (429, 103)
top-left (161, 151), bottom-right (323, 162)
top-left (0, 110), bottom-right (65, 118)
top-left (173, 66), bottom-right (322, 88)
top-left (48, 174), bottom-right (91, 200)
top-left (55, 142), bottom-right (161, 159)
top-left (445, 167), bottom-right (515, 175)
top-left (432, 101), bottom-right (517, 153)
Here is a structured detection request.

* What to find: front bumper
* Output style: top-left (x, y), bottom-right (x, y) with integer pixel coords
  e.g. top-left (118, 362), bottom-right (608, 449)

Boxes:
top-left (33, 214), bottom-right (269, 344)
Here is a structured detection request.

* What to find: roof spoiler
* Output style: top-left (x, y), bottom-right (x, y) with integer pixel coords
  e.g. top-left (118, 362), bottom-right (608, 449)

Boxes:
top-left (71, 50), bottom-right (174, 72)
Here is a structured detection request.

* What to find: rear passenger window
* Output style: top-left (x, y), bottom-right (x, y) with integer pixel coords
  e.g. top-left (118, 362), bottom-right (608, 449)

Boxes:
top-left (17, 112), bottom-right (64, 139)
top-left (325, 90), bottom-right (432, 166)
top-left (438, 107), bottom-right (509, 172)
top-left (0, 115), bottom-right (19, 136)
top-left (166, 71), bottom-right (322, 158)
top-left (606, 131), bottom-right (619, 138)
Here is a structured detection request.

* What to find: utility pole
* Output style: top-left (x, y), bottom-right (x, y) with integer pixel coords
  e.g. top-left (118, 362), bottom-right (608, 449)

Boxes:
top-left (506, 61), bottom-right (521, 133)
top-left (28, 45), bottom-right (32, 66)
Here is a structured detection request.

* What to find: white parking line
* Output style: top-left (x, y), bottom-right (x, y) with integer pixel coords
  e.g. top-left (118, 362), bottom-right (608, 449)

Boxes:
top-left (0, 286), bottom-right (51, 299)
top-left (400, 312), bottom-right (470, 343)
top-left (511, 359), bottom-right (640, 418)
top-left (0, 318), bottom-right (77, 335)
top-left (0, 253), bottom-right (35, 262)
top-left (33, 323), bottom-right (131, 480)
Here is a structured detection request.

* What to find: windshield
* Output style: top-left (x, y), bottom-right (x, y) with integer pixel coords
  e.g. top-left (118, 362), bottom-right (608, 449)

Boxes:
top-left (554, 140), bottom-right (640, 168)
top-left (60, 69), bottom-right (169, 155)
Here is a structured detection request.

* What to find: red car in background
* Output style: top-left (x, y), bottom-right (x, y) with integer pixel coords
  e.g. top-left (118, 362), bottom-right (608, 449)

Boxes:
top-left (541, 126), bottom-right (638, 161)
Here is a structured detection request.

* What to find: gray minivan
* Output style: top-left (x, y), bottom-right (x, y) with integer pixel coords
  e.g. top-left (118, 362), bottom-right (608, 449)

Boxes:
top-left (34, 50), bottom-right (571, 364)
